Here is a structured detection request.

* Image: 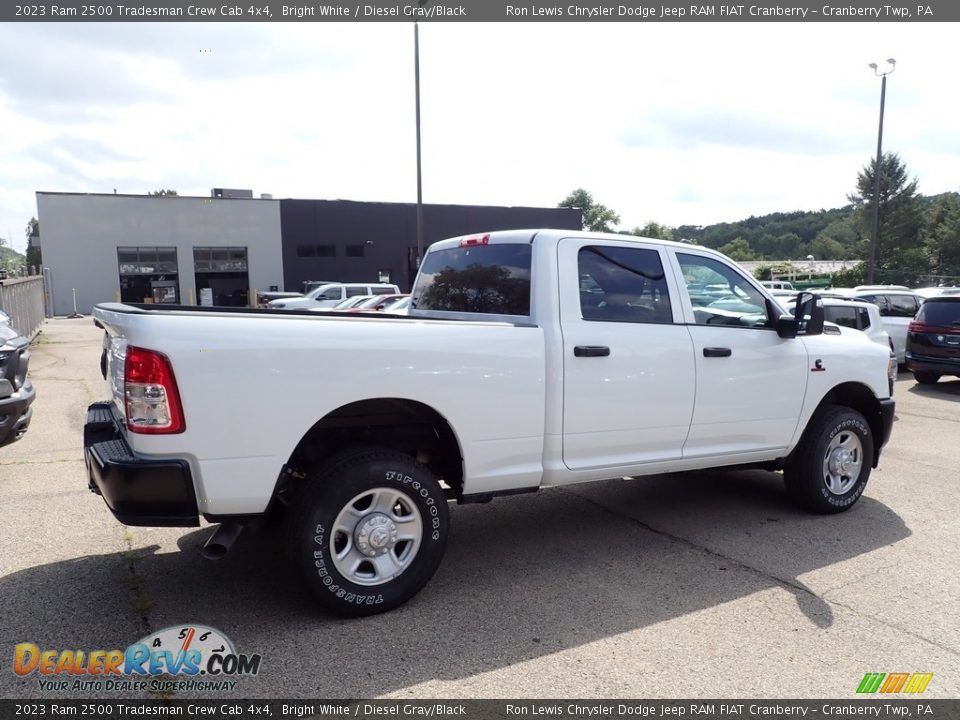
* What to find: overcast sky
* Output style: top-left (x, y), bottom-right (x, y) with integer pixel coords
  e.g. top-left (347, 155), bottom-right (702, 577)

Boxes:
top-left (1, 21), bottom-right (959, 253)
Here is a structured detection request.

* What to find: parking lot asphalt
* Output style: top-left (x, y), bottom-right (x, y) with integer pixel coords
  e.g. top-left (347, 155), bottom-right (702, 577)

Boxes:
top-left (1, 317), bottom-right (958, 700)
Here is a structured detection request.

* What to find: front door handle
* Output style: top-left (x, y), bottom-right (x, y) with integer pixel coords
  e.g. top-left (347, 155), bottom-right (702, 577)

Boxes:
top-left (703, 347), bottom-right (732, 358)
top-left (574, 345), bottom-right (611, 358)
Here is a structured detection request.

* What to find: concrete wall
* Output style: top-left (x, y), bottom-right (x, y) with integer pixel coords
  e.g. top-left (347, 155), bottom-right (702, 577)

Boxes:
top-left (37, 193), bottom-right (284, 315)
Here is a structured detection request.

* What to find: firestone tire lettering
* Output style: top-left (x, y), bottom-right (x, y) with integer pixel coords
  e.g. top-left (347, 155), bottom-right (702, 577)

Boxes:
top-left (784, 405), bottom-right (874, 514)
top-left (287, 446), bottom-right (450, 617)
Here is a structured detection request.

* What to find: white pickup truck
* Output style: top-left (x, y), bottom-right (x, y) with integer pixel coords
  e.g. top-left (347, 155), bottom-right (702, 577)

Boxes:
top-left (85, 230), bottom-right (895, 616)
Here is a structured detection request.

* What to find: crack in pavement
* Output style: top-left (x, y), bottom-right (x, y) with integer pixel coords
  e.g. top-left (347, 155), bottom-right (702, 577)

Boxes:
top-left (560, 487), bottom-right (960, 659)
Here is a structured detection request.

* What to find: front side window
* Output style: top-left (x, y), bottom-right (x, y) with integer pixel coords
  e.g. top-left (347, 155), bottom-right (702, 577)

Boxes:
top-left (678, 253), bottom-right (769, 328)
top-left (577, 246), bottom-right (672, 324)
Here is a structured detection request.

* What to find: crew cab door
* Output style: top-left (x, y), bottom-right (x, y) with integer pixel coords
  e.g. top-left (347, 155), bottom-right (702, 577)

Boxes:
top-left (559, 238), bottom-right (696, 470)
top-left (666, 249), bottom-right (809, 457)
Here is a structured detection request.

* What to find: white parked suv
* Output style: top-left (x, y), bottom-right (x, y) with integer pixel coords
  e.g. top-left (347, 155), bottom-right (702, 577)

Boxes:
top-left (270, 283), bottom-right (400, 310)
top-left (834, 287), bottom-right (923, 364)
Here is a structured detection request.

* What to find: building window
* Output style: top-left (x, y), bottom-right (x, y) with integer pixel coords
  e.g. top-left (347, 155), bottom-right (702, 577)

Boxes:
top-left (297, 244), bottom-right (317, 258)
top-left (346, 244), bottom-right (365, 258)
top-left (117, 246), bottom-right (179, 304)
top-left (193, 246), bottom-right (248, 272)
top-left (317, 245), bottom-right (337, 257)
top-left (193, 247), bottom-right (250, 307)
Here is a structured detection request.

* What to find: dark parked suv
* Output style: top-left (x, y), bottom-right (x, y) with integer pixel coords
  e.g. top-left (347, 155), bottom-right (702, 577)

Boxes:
top-left (906, 297), bottom-right (960, 385)
top-left (0, 322), bottom-right (35, 446)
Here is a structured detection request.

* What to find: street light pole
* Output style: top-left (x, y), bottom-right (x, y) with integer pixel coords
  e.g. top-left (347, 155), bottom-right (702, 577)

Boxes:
top-left (866, 58), bottom-right (895, 285)
top-left (414, 20), bottom-right (424, 270)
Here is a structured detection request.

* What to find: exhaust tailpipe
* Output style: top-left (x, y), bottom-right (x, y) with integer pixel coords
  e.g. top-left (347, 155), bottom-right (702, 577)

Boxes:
top-left (201, 523), bottom-right (243, 560)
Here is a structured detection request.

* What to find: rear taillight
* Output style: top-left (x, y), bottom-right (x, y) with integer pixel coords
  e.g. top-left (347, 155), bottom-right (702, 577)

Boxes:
top-left (909, 321), bottom-right (956, 334)
top-left (124, 346), bottom-right (185, 434)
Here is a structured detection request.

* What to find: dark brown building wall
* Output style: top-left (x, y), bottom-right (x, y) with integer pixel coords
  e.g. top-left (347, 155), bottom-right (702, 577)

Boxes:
top-left (279, 199), bottom-right (582, 292)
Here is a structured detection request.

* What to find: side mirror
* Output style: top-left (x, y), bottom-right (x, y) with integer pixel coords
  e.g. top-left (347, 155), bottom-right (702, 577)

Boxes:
top-left (771, 293), bottom-right (825, 338)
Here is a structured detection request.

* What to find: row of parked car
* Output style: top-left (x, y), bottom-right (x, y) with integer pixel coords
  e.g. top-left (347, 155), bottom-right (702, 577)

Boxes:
top-left (763, 283), bottom-right (960, 387)
top-left (258, 282), bottom-right (411, 314)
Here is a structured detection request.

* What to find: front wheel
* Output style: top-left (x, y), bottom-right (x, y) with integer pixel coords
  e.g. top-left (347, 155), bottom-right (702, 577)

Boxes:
top-left (287, 447), bottom-right (449, 616)
top-left (784, 405), bottom-right (874, 514)
top-left (914, 371), bottom-right (940, 385)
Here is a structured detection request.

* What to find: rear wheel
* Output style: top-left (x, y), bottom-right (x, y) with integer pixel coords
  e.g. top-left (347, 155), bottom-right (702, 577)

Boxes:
top-left (287, 447), bottom-right (449, 616)
top-left (914, 371), bottom-right (940, 385)
top-left (784, 405), bottom-right (873, 514)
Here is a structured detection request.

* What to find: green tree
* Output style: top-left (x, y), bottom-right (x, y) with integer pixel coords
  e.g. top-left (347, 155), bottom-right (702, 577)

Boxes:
top-left (717, 236), bottom-right (757, 261)
top-left (848, 152), bottom-right (923, 283)
top-left (559, 189), bottom-right (620, 233)
top-left (831, 263), bottom-right (867, 288)
top-left (921, 191), bottom-right (960, 279)
top-left (25, 216), bottom-right (41, 272)
top-left (630, 221), bottom-right (674, 241)
top-left (148, 189), bottom-right (178, 196)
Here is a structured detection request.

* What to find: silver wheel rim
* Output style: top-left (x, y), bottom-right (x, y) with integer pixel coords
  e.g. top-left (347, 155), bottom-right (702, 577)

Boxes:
top-left (822, 430), bottom-right (864, 495)
top-left (330, 487), bottom-right (423, 587)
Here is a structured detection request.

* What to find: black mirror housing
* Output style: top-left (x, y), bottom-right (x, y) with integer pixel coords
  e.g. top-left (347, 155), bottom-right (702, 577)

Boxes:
top-left (792, 292), bottom-right (825, 337)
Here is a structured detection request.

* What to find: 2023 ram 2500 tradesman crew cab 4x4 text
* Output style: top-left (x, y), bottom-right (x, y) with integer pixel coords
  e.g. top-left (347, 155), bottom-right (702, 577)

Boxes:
top-left (84, 230), bottom-right (895, 616)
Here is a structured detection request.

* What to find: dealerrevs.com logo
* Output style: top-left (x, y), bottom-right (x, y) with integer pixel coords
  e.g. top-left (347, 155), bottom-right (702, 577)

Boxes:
top-left (13, 625), bottom-right (262, 693)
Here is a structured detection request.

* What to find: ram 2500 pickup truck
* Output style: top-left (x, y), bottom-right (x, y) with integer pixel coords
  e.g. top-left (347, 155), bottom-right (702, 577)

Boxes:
top-left (84, 230), bottom-right (895, 616)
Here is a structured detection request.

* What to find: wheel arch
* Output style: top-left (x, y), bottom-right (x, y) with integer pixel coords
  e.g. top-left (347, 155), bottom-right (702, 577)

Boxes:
top-left (277, 398), bottom-right (465, 505)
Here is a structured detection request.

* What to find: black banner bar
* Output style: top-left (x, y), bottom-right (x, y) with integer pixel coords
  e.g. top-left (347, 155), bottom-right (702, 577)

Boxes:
top-left (1, 0), bottom-right (956, 22)
top-left (1, 700), bottom-right (958, 720)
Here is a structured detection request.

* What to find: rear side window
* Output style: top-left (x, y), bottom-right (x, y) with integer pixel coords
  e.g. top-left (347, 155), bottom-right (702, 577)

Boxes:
top-left (859, 308), bottom-right (871, 329)
top-left (412, 243), bottom-right (532, 315)
top-left (916, 300), bottom-right (960, 326)
top-left (824, 306), bottom-right (858, 329)
top-left (345, 286), bottom-right (367, 298)
top-left (886, 294), bottom-right (920, 317)
top-left (578, 246), bottom-right (672, 324)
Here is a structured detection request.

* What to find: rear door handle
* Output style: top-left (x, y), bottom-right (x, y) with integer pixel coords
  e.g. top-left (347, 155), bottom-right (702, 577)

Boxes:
top-left (574, 345), bottom-right (610, 358)
top-left (703, 347), bottom-right (732, 358)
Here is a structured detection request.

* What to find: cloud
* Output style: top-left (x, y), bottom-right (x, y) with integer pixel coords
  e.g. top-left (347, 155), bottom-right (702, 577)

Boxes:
top-left (0, 24), bottom-right (352, 123)
top-left (621, 109), bottom-right (862, 155)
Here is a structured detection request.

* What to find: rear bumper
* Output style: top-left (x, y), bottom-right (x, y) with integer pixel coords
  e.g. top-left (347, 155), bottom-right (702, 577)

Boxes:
top-left (0, 381), bottom-right (34, 448)
top-left (84, 401), bottom-right (199, 527)
top-left (906, 352), bottom-right (960, 377)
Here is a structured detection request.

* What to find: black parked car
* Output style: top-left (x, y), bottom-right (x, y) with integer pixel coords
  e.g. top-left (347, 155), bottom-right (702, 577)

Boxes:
top-left (0, 321), bottom-right (35, 447)
top-left (906, 296), bottom-right (960, 385)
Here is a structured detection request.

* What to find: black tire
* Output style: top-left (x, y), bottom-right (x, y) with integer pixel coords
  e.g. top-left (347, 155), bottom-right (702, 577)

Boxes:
top-left (784, 405), bottom-right (874, 514)
top-left (287, 446), bottom-right (449, 616)
top-left (914, 371), bottom-right (940, 385)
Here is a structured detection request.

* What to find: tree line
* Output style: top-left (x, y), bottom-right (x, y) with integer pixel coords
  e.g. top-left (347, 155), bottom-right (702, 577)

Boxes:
top-left (560, 153), bottom-right (960, 287)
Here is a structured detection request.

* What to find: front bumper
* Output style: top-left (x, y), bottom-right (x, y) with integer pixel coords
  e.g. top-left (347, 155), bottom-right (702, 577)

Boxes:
top-left (84, 401), bottom-right (199, 527)
top-left (874, 398), bottom-right (896, 467)
top-left (0, 381), bottom-right (34, 448)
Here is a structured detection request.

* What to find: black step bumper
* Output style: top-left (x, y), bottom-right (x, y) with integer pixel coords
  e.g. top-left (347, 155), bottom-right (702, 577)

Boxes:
top-left (84, 402), bottom-right (199, 527)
